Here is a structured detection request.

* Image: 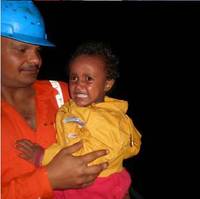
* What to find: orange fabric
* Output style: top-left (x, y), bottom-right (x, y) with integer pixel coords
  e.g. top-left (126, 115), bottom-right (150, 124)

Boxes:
top-left (1, 80), bottom-right (69, 199)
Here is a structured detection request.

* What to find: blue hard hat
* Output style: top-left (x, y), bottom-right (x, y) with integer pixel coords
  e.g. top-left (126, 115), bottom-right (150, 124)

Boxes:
top-left (1, 0), bottom-right (55, 47)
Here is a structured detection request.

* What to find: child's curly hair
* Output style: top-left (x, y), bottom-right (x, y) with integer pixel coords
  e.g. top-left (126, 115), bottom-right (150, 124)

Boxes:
top-left (70, 41), bottom-right (120, 80)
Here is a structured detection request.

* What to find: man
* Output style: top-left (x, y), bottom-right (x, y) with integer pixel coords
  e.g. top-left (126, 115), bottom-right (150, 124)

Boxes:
top-left (1, 1), bottom-right (108, 198)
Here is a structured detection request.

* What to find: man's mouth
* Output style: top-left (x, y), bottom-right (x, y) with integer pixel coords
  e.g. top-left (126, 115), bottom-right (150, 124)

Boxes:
top-left (19, 65), bottom-right (39, 73)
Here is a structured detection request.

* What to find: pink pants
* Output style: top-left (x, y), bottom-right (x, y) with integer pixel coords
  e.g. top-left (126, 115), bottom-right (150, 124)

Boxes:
top-left (54, 169), bottom-right (131, 199)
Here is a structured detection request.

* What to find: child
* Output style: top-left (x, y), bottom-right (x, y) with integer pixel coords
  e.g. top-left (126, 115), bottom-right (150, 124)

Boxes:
top-left (16, 41), bottom-right (141, 199)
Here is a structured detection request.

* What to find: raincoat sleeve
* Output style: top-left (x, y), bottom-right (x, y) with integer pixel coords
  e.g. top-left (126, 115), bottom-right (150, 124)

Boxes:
top-left (42, 143), bottom-right (64, 165)
top-left (42, 106), bottom-right (73, 165)
top-left (123, 115), bottom-right (142, 159)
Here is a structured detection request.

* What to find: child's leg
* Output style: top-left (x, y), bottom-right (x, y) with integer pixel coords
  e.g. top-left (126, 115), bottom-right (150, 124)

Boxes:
top-left (54, 190), bottom-right (65, 199)
top-left (63, 169), bottom-right (131, 199)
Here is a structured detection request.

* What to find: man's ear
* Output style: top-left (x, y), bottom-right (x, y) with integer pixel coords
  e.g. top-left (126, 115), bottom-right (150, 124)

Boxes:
top-left (104, 79), bottom-right (115, 92)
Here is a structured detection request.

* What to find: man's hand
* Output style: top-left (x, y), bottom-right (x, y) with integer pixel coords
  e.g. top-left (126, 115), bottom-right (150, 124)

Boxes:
top-left (46, 141), bottom-right (108, 189)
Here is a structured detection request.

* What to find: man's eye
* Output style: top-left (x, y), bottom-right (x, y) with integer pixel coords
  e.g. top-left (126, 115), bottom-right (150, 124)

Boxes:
top-left (36, 48), bottom-right (42, 55)
top-left (18, 48), bottom-right (26, 53)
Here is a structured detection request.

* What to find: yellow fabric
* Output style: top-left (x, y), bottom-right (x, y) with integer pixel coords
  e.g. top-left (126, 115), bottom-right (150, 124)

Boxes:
top-left (43, 96), bottom-right (141, 177)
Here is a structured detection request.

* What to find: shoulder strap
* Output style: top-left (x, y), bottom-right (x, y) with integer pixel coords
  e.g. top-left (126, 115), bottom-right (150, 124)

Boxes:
top-left (49, 80), bottom-right (64, 108)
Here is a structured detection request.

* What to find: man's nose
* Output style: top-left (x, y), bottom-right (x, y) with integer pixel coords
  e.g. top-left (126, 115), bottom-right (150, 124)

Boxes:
top-left (28, 50), bottom-right (41, 65)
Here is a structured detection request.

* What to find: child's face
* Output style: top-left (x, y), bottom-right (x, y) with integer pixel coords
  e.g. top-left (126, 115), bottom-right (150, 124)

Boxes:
top-left (69, 55), bottom-right (113, 107)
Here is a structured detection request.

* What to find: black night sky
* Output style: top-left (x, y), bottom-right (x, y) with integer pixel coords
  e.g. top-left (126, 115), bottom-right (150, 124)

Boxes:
top-left (35, 1), bottom-right (199, 198)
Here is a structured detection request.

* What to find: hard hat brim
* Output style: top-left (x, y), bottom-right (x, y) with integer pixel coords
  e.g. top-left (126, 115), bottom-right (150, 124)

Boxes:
top-left (1, 33), bottom-right (55, 47)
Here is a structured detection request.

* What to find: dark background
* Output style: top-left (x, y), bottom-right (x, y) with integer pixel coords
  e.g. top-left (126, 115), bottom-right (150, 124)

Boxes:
top-left (35, 1), bottom-right (199, 198)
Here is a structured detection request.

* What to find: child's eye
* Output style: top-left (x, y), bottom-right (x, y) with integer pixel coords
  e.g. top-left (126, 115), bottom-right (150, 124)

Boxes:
top-left (86, 76), bottom-right (93, 81)
top-left (69, 75), bottom-right (78, 82)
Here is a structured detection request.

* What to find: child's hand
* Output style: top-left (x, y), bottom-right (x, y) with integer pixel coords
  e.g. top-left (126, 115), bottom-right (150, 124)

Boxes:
top-left (16, 139), bottom-right (44, 167)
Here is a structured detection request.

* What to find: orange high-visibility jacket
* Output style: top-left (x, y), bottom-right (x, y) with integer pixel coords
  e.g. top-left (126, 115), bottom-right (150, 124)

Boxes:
top-left (1, 80), bottom-right (69, 199)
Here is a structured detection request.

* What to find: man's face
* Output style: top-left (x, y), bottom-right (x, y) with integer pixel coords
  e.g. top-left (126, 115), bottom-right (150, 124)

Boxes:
top-left (69, 54), bottom-right (113, 107)
top-left (1, 37), bottom-right (42, 88)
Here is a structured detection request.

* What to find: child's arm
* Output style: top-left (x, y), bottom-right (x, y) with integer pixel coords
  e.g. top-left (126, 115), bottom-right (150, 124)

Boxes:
top-left (123, 116), bottom-right (142, 159)
top-left (16, 139), bottom-right (65, 166)
top-left (16, 139), bottom-right (44, 166)
top-left (42, 142), bottom-right (65, 165)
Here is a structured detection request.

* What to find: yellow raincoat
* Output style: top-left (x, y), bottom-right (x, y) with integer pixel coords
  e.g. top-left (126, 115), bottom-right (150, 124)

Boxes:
top-left (43, 96), bottom-right (141, 177)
